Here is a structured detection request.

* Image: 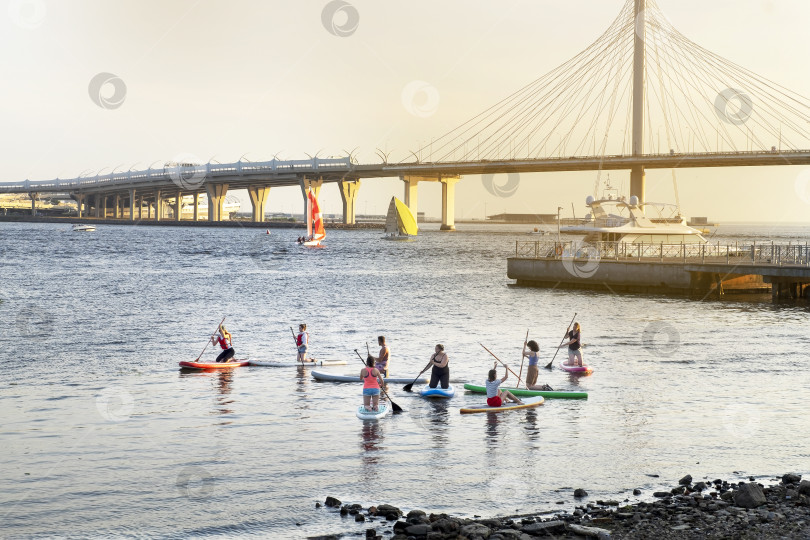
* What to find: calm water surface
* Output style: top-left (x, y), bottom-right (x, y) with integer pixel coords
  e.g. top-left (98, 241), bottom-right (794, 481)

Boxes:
top-left (1, 221), bottom-right (809, 538)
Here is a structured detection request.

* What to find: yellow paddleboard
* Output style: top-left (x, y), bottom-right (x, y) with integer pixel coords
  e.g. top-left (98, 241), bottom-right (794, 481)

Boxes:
top-left (459, 396), bottom-right (544, 414)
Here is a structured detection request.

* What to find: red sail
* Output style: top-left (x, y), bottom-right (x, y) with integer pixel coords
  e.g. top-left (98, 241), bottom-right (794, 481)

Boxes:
top-left (309, 189), bottom-right (325, 240)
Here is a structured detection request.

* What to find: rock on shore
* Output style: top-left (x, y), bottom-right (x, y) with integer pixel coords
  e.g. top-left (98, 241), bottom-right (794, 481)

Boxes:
top-left (315, 473), bottom-right (810, 539)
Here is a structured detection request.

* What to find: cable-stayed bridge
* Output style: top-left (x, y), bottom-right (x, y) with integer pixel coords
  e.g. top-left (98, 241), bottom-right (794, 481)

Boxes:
top-left (2, 0), bottom-right (809, 228)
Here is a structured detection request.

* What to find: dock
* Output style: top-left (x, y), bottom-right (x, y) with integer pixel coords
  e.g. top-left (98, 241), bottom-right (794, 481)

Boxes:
top-left (507, 240), bottom-right (810, 299)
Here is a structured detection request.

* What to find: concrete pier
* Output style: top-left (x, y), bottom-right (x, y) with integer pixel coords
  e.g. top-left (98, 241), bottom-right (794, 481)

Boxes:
top-left (248, 186), bottom-right (270, 223)
top-left (339, 179), bottom-right (360, 225)
top-left (440, 176), bottom-right (460, 231)
top-left (206, 184), bottom-right (228, 222)
top-left (299, 177), bottom-right (323, 219)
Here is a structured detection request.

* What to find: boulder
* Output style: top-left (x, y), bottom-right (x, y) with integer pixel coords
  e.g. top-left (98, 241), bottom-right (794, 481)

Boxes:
top-left (693, 482), bottom-right (707, 492)
top-left (407, 510), bottom-right (427, 520)
top-left (522, 521), bottom-right (565, 535)
top-left (431, 518), bottom-right (460, 534)
top-left (574, 488), bottom-right (588, 498)
top-left (632, 489), bottom-right (642, 496)
top-left (404, 524), bottom-right (430, 536)
top-left (354, 514), bottom-right (365, 522)
top-left (799, 480), bottom-right (810, 496)
top-left (324, 496), bottom-right (341, 508)
top-left (782, 473), bottom-right (802, 485)
top-left (733, 483), bottom-right (767, 509)
top-left (492, 529), bottom-right (524, 539)
top-left (376, 504), bottom-right (401, 517)
top-left (679, 474), bottom-right (693, 485)
top-left (460, 523), bottom-right (491, 538)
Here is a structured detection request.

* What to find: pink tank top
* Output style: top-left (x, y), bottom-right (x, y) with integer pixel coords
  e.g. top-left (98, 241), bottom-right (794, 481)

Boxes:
top-left (363, 368), bottom-right (379, 389)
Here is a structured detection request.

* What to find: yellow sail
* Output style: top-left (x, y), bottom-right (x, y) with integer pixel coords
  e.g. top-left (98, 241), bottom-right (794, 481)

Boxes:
top-left (394, 197), bottom-right (418, 236)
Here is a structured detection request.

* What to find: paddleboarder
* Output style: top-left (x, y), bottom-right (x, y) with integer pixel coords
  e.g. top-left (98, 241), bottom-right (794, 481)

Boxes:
top-left (522, 339), bottom-right (542, 386)
top-left (360, 356), bottom-right (386, 412)
top-left (213, 324), bottom-right (235, 363)
top-left (367, 336), bottom-right (390, 377)
top-left (486, 362), bottom-right (523, 406)
top-left (424, 344), bottom-right (450, 389)
top-left (559, 322), bottom-right (583, 366)
top-left (296, 324), bottom-right (309, 363)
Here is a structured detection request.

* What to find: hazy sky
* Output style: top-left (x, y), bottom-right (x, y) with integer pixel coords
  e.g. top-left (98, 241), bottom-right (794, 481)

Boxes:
top-left (2, 0), bottom-right (809, 222)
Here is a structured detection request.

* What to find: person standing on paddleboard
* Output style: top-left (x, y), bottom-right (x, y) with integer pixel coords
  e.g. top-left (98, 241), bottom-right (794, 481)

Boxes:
top-left (523, 340), bottom-right (541, 386)
top-left (296, 324), bottom-right (309, 363)
top-left (213, 324), bottom-right (235, 363)
top-left (424, 344), bottom-right (450, 389)
top-left (486, 362), bottom-right (523, 406)
top-left (367, 336), bottom-right (390, 377)
top-left (360, 356), bottom-right (386, 412)
top-left (559, 322), bottom-right (583, 366)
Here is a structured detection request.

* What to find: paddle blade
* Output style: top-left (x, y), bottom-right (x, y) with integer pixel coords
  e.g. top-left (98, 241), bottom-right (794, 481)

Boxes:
top-left (391, 401), bottom-right (404, 413)
top-left (402, 383), bottom-right (414, 392)
top-left (544, 362), bottom-right (553, 370)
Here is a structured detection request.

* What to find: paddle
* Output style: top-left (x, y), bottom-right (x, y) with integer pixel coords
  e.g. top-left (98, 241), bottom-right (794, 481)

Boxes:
top-left (402, 361), bottom-right (432, 393)
top-left (515, 329), bottom-right (529, 389)
top-left (354, 350), bottom-right (403, 413)
top-left (544, 313), bottom-right (577, 370)
top-left (196, 316), bottom-right (226, 361)
top-left (480, 343), bottom-right (524, 387)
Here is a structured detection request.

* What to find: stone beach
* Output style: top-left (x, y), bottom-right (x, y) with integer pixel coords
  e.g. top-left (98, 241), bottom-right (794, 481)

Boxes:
top-left (313, 473), bottom-right (810, 539)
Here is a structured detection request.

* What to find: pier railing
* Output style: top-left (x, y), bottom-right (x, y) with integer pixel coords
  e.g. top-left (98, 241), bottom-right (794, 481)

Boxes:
top-left (514, 240), bottom-right (810, 267)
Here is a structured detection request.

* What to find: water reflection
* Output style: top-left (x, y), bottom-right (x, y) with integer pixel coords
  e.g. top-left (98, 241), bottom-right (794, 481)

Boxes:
top-left (214, 371), bottom-right (235, 417)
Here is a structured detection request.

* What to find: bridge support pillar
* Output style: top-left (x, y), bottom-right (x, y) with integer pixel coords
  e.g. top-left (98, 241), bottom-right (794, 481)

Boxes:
top-left (73, 194), bottom-right (86, 218)
top-left (102, 195), bottom-right (108, 219)
top-left (401, 176), bottom-right (421, 218)
top-left (29, 192), bottom-right (38, 216)
top-left (206, 183), bottom-right (229, 222)
top-left (440, 176), bottom-right (461, 231)
top-left (94, 195), bottom-right (101, 218)
top-left (299, 177), bottom-right (323, 221)
top-left (154, 190), bottom-right (162, 221)
top-left (339, 179), bottom-right (360, 225)
top-left (174, 192), bottom-right (182, 221)
top-left (630, 165), bottom-right (645, 206)
top-left (129, 189), bottom-right (136, 221)
top-left (193, 192), bottom-right (199, 221)
top-left (113, 194), bottom-right (121, 219)
top-left (137, 195), bottom-right (143, 220)
top-left (248, 186), bottom-right (270, 223)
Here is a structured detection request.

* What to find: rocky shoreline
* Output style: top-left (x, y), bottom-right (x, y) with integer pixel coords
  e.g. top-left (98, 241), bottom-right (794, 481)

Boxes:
top-left (312, 473), bottom-right (810, 539)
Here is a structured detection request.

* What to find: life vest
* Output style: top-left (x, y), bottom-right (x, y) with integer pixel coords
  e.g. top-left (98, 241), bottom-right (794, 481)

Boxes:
top-left (217, 334), bottom-right (230, 350)
top-left (296, 332), bottom-right (308, 346)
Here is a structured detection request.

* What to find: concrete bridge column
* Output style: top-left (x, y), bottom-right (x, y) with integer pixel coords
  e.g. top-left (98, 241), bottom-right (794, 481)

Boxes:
top-left (338, 179), bottom-right (360, 224)
top-left (401, 176), bottom-right (420, 217)
top-left (137, 195), bottom-right (143, 220)
top-left (113, 194), bottom-right (121, 219)
top-left (193, 192), bottom-right (199, 221)
top-left (630, 165), bottom-right (646, 207)
top-left (73, 194), bottom-right (86, 218)
top-left (29, 192), bottom-right (38, 216)
top-left (94, 195), bottom-right (101, 218)
top-left (248, 186), bottom-right (271, 223)
top-left (102, 195), bottom-right (108, 219)
top-left (129, 189), bottom-right (136, 221)
top-left (206, 183), bottom-right (229, 222)
top-left (174, 192), bottom-right (182, 221)
top-left (154, 190), bottom-right (162, 221)
top-left (440, 176), bottom-right (460, 231)
top-left (299, 177), bottom-right (323, 220)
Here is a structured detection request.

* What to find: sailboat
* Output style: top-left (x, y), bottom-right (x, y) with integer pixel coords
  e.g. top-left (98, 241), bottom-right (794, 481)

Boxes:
top-left (383, 196), bottom-right (418, 241)
top-left (300, 189), bottom-right (325, 247)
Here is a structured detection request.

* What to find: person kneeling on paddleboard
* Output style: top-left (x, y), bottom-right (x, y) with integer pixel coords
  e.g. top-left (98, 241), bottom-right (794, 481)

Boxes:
top-left (296, 324), bottom-right (309, 363)
top-left (485, 362), bottom-right (523, 406)
top-left (424, 344), bottom-right (450, 389)
top-left (559, 322), bottom-right (583, 367)
top-left (523, 339), bottom-right (542, 386)
top-left (360, 356), bottom-right (386, 412)
top-left (213, 324), bottom-right (235, 363)
top-left (367, 335), bottom-right (390, 378)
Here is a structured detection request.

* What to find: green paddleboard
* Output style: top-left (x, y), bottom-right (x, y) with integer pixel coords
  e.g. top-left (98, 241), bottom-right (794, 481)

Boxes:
top-left (463, 383), bottom-right (588, 399)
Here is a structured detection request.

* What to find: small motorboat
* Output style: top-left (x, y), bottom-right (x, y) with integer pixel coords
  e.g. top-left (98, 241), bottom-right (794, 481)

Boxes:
top-left (72, 224), bottom-right (96, 232)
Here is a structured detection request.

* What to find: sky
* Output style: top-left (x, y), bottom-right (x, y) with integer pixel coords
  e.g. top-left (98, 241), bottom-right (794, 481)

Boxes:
top-left (1, 0), bottom-right (810, 222)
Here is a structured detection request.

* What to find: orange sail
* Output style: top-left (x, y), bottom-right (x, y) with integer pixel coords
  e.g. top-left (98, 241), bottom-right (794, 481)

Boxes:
top-left (308, 189), bottom-right (325, 240)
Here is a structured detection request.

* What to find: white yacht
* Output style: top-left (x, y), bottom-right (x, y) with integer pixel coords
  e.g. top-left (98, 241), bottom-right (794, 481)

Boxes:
top-left (562, 194), bottom-right (707, 245)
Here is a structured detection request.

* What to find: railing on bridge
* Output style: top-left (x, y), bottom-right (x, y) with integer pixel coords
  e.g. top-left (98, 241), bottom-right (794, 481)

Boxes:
top-left (0, 157), bottom-right (354, 194)
top-left (514, 240), bottom-right (810, 267)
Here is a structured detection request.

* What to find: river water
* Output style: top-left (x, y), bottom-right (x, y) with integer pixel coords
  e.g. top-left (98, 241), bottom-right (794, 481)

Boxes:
top-left (1, 221), bottom-right (808, 538)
